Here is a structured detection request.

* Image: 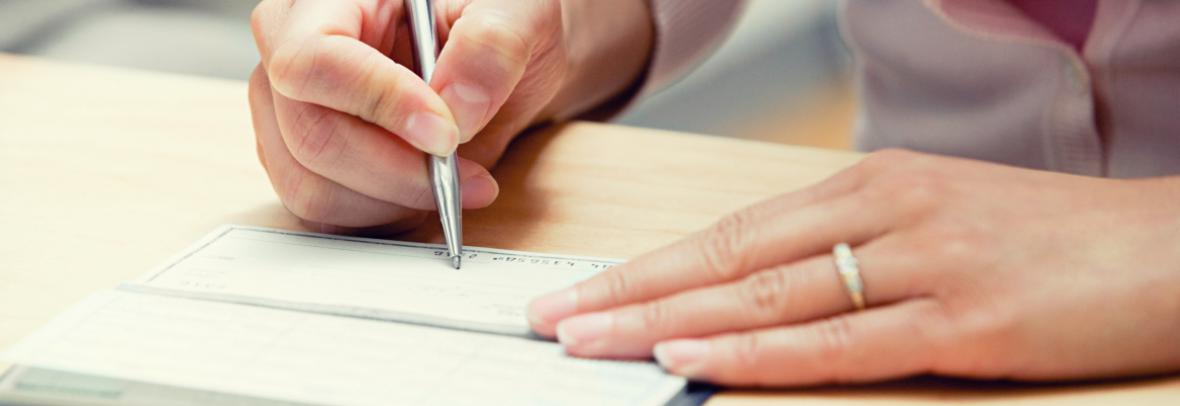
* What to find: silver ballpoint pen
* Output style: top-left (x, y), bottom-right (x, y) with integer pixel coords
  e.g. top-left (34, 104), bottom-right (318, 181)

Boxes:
top-left (404, 0), bottom-right (463, 269)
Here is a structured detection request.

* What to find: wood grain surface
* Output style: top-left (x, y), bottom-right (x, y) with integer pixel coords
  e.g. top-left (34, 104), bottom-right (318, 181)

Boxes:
top-left (1, 54), bottom-right (1176, 404)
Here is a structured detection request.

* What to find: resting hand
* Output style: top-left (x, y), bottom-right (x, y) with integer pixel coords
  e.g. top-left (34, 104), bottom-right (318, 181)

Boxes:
top-left (528, 150), bottom-right (1180, 386)
top-left (247, 0), bottom-right (651, 231)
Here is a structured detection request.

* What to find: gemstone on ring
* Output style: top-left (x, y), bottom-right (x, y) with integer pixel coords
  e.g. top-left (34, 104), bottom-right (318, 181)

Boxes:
top-left (833, 242), bottom-right (866, 311)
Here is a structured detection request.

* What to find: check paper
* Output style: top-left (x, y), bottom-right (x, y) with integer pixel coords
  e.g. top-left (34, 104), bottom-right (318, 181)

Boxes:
top-left (128, 226), bottom-right (614, 336)
top-left (3, 226), bottom-right (693, 406)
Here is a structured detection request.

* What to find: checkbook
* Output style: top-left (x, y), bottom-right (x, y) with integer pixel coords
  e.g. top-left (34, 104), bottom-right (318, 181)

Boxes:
top-left (1, 226), bottom-right (704, 406)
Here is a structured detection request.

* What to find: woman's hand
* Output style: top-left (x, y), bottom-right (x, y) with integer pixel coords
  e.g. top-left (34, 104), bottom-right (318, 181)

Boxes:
top-left (247, 0), bottom-right (652, 231)
top-left (527, 150), bottom-right (1180, 386)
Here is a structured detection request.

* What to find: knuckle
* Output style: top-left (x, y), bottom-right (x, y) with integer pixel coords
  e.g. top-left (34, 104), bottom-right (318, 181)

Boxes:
top-left (267, 41), bottom-right (312, 95)
top-left (278, 169), bottom-right (312, 220)
top-left (640, 301), bottom-right (669, 330)
top-left (960, 304), bottom-right (1015, 350)
top-left (288, 106), bottom-right (345, 170)
top-left (354, 52), bottom-right (422, 132)
top-left (858, 148), bottom-right (916, 172)
top-left (740, 270), bottom-right (788, 318)
top-left (274, 167), bottom-right (303, 207)
top-left (699, 210), bottom-right (754, 280)
top-left (939, 304), bottom-right (1017, 376)
top-left (900, 301), bottom-right (951, 372)
top-left (812, 316), bottom-right (856, 366)
top-left (461, 15), bottom-right (531, 67)
top-left (361, 64), bottom-right (401, 125)
top-left (248, 65), bottom-right (267, 98)
top-left (250, 0), bottom-right (292, 44)
top-left (900, 173), bottom-right (943, 209)
top-left (923, 223), bottom-right (982, 266)
top-left (270, 38), bottom-right (344, 100)
top-left (729, 333), bottom-right (764, 371)
top-left (292, 180), bottom-right (335, 224)
top-left (276, 168), bottom-right (335, 225)
top-left (865, 169), bottom-right (945, 214)
top-left (247, 66), bottom-right (272, 116)
top-left (876, 148), bottom-right (918, 160)
top-left (600, 270), bottom-right (633, 307)
top-left (829, 161), bottom-right (870, 193)
top-left (249, 1), bottom-right (270, 36)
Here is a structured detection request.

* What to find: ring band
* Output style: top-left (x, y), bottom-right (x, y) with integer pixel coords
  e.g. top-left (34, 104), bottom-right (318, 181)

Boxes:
top-left (832, 243), bottom-right (866, 311)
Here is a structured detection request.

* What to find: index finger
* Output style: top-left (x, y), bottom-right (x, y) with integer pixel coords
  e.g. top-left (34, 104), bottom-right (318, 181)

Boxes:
top-left (252, 0), bottom-right (460, 156)
top-left (527, 168), bottom-right (879, 336)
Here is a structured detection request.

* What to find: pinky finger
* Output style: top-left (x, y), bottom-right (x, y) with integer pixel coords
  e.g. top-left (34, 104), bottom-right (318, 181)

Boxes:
top-left (653, 299), bottom-right (949, 387)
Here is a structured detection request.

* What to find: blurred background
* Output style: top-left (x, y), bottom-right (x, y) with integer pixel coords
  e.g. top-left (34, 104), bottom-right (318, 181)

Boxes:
top-left (0, 0), bottom-right (855, 149)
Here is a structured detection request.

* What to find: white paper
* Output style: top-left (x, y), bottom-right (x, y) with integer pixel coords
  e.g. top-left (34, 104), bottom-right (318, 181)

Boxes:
top-left (126, 226), bottom-right (615, 336)
top-left (5, 291), bottom-right (685, 406)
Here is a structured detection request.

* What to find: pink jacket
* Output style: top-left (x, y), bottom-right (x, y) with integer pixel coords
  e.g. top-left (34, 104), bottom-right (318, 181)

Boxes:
top-left (639, 0), bottom-right (1180, 178)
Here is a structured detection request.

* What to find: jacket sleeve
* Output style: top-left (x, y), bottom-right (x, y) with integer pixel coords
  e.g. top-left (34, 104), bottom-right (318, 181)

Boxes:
top-left (578, 0), bottom-right (745, 120)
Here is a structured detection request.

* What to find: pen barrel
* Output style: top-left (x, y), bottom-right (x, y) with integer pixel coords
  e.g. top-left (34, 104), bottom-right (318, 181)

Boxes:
top-left (404, 0), bottom-right (463, 264)
top-left (404, 0), bottom-right (439, 83)
top-left (430, 153), bottom-right (463, 259)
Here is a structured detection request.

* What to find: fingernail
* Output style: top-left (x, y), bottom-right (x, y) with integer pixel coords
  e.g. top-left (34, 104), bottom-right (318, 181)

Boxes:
top-left (460, 173), bottom-right (499, 207)
top-left (556, 312), bottom-right (612, 348)
top-left (528, 288), bottom-right (578, 328)
top-left (403, 111), bottom-right (459, 156)
top-left (654, 339), bottom-right (710, 377)
top-left (440, 82), bottom-right (490, 143)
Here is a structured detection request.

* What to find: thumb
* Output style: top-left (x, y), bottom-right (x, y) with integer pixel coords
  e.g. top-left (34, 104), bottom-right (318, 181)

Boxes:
top-left (432, 0), bottom-right (562, 142)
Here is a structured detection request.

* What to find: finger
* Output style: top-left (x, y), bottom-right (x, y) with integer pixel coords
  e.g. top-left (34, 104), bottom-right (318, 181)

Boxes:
top-left (253, 0), bottom-right (403, 66)
top-left (556, 239), bottom-right (925, 358)
top-left (255, 136), bottom-right (268, 171)
top-left (263, 1), bottom-right (460, 156)
top-left (252, 1), bottom-right (497, 209)
top-left (433, 0), bottom-right (558, 142)
top-left (528, 169), bottom-right (877, 335)
top-left (270, 92), bottom-right (499, 211)
top-left (297, 218), bottom-right (428, 238)
top-left (249, 0), bottom-right (291, 66)
top-left (654, 299), bottom-right (949, 386)
top-left (249, 67), bottom-right (422, 227)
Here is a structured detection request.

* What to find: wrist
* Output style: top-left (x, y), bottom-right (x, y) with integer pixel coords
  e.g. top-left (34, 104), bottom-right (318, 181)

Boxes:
top-left (541, 0), bottom-right (654, 121)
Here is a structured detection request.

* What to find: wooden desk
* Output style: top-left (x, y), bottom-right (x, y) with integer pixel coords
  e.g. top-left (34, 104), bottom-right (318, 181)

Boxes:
top-left (1, 54), bottom-right (1177, 404)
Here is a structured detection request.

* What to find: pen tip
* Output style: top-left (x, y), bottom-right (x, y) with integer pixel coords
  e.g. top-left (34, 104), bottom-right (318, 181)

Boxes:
top-left (452, 255), bottom-right (461, 270)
